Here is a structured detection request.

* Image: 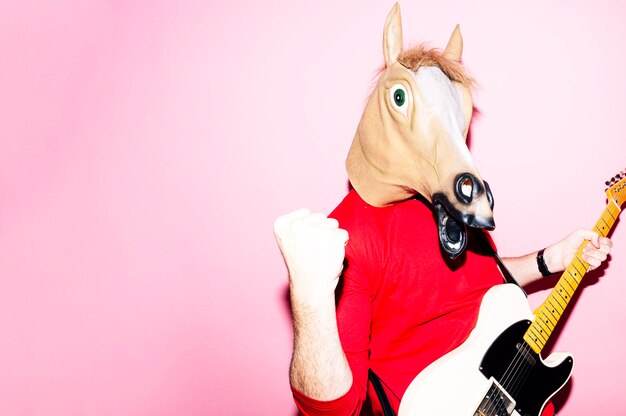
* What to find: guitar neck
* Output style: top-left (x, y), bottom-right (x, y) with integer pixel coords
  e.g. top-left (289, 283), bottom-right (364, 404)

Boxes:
top-left (523, 200), bottom-right (621, 354)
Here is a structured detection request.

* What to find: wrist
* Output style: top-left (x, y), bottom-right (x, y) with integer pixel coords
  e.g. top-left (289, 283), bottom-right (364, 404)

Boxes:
top-left (536, 248), bottom-right (552, 277)
top-left (540, 245), bottom-right (562, 275)
top-left (290, 287), bottom-right (337, 320)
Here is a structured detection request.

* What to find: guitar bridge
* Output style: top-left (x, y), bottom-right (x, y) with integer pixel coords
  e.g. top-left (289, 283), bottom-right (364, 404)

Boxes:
top-left (473, 379), bottom-right (516, 416)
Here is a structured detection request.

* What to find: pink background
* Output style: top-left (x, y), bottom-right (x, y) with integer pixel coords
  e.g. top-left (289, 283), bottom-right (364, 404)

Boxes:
top-left (0, 0), bottom-right (625, 415)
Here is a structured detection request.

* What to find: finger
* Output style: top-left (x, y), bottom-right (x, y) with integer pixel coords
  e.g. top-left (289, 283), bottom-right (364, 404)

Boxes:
top-left (337, 228), bottom-right (349, 245)
top-left (283, 208), bottom-right (312, 220)
top-left (599, 237), bottom-right (613, 252)
top-left (583, 237), bottom-right (611, 255)
top-left (319, 217), bottom-right (340, 229)
top-left (297, 212), bottom-right (327, 225)
top-left (577, 229), bottom-right (600, 248)
top-left (586, 259), bottom-right (600, 271)
top-left (583, 248), bottom-right (608, 263)
top-left (274, 208), bottom-right (311, 235)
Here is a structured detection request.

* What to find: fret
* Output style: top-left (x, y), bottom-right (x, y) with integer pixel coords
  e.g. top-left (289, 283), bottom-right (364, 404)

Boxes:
top-left (563, 270), bottom-right (580, 285)
top-left (533, 326), bottom-right (548, 343)
top-left (561, 274), bottom-right (576, 291)
top-left (568, 261), bottom-right (584, 279)
top-left (535, 316), bottom-right (551, 333)
top-left (540, 310), bottom-right (557, 327)
top-left (525, 326), bottom-right (546, 351)
top-left (551, 291), bottom-right (567, 309)
top-left (559, 281), bottom-right (574, 296)
top-left (597, 216), bottom-right (611, 236)
top-left (573, 255), bottom-right (587, 272)
top-left (599, 214), bottom-right (611, 229)
top-left (608, 200), bottom-right (620, 219)
top-left (605, 208), bottom-right (613, 219)
top-left (547, 298), bottom-right (563, 316)
top-left (524, 336), bottom-right (542, 354)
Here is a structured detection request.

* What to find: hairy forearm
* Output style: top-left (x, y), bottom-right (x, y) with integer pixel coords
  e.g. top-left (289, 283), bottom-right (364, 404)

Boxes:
top-left (273, 209), bottom-right (354, 401)
top-left (290, 293), bottom-right (353, 401)
top-left (501, 245), bottom-right (560, 287)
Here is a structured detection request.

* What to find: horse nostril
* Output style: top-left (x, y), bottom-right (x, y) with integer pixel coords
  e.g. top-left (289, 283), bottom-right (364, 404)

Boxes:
top-left (460, 178), bottom-right (473, 199)
top-left (455, 173), bottom-right (478, 204)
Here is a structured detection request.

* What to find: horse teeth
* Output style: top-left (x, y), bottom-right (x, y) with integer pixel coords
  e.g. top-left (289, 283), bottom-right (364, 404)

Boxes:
top-left (448, 241), bottom-right (461, 250)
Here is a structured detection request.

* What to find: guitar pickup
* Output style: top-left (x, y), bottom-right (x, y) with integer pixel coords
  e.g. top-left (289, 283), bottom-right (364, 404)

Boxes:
top-left (473, 379), bottom-right (516, 416)
top-left (517, 342), bottom-right (537, 366)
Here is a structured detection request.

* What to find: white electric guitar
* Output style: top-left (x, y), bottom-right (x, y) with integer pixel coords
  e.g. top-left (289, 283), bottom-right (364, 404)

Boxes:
top-left (399, 171), bottom-right (626, 416)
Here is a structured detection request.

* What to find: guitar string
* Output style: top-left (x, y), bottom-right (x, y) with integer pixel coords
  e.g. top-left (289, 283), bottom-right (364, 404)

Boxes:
top-left (506, 343), bottom-right (535, 400)
top-left (498, 342), bottom-right (537, 415)
top-left (503, 342), bottom-right (538, 414)
top-left (495, 361), bottom-right (529, 415)
top-left (483, 344), bottom-right (528, 415)
top-left (503, 340), bottom-right (534, 394)
top-left (484, 338), bottom-right (537, 415)
top-left (488, 358), bottom-right (529, 416)
top-left (502, 350), bottom-right (529, 412)
top-left (484, 352), bottom-right (522, 415)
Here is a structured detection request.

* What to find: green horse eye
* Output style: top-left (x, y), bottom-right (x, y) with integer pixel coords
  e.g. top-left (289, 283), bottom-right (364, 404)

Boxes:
top-left (394, 88), bottom-right (406, 106)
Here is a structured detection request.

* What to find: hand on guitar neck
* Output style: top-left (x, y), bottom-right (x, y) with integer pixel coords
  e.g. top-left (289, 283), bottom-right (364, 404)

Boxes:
top-left (502, 229), bottom-right (612, 288)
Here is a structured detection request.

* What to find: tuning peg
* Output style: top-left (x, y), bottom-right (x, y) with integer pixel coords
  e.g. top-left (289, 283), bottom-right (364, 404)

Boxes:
top-left (606, 180), bottom-right (611, 186)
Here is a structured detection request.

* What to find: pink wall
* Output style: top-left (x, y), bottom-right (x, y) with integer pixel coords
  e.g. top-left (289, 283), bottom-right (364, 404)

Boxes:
top-left (0, 0), bottom-right (624, 415)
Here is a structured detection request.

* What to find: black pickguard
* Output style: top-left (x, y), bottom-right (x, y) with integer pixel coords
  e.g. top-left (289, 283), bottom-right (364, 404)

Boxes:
top-left (479, 320), bottom-right (573, 416)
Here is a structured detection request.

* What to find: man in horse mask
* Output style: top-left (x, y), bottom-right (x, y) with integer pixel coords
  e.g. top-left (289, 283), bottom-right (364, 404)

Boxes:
top-left (274, 4), bottom-right (612, 416)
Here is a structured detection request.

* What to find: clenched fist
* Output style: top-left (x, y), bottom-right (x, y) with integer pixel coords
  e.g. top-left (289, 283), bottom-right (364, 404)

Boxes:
top-left (274, 209), bottom-right (349, 309)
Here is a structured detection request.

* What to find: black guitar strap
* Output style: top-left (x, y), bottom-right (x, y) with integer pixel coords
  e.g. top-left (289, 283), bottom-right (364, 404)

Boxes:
top-left (368, 369), bottom-right (396, 416)
top-left (476, 230), bottom-right (527, 297)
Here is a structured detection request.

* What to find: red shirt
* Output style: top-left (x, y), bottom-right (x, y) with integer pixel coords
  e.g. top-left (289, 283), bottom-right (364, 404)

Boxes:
top-left (292, 190), bottom-right (504, 415)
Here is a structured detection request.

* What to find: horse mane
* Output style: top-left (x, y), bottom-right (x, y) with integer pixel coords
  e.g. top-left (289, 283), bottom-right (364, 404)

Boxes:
top-left (398, 44), bottom-right (474, 88)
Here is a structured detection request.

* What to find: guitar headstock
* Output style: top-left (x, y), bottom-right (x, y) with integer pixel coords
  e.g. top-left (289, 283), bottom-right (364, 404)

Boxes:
top-left (605, 169), bottom-right (626, 208)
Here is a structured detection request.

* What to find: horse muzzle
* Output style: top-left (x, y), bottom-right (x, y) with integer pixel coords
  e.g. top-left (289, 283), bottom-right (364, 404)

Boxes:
top-left (432, 176), bottom-right (495, 259)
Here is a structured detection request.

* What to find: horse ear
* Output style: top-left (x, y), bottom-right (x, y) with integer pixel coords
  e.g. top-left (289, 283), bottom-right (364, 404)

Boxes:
top-left (444, 25), bottom-right (463, 62)
top-left (383, 3), bottom-right (403, 67)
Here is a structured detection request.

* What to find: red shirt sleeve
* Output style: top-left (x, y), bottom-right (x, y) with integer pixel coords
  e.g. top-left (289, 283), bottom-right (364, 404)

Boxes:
top-left (291, 383), bottom-right (362, 416)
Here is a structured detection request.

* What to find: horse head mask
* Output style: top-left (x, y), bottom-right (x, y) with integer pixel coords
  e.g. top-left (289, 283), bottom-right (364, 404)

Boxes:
top-left (346, 3), bottom-right (495, 259)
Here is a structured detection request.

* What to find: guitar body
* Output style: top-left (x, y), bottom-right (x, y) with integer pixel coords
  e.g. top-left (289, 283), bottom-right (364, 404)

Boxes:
top-left (398, 284), bottom-right (573, 416)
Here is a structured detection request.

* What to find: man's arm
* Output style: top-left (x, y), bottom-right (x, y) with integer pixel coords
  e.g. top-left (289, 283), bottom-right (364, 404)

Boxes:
top-left (502, 229), bottom-right (613, 287)
top-left (274, 209), bottom-right (353, 400)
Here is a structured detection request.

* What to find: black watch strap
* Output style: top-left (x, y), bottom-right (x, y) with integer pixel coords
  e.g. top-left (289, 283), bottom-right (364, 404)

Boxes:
top-left (537, 248), bottom-right (552, 277)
